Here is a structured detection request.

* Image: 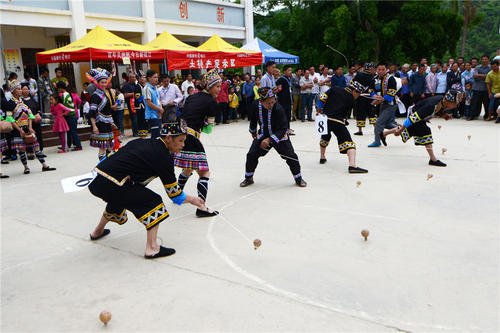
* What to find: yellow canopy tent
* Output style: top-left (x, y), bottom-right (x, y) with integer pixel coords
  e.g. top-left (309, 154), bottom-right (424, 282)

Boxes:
top-left (145, 31), bottom-right (216, 70)
top-left (36, 25), bottom-right (162, 64)
top-left (195, 34), bottom-right (262, 69)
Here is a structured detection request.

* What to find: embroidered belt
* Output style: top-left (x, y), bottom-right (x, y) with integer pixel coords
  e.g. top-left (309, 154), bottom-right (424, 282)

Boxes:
top-left (327, 117), bottom-right (346, 125)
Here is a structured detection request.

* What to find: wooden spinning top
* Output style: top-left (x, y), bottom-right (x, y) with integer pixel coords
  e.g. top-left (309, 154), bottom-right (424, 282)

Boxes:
top-left (99, 311), bottom-right (112, 325)
top-left (427, 173), bottom-right (433, 180)
top-left (356, 180), bottom-right (362, 188)
top-left (361, 229), bottom-right (369, 241)
top-left (467, 135), bottom-right (471, 140)
top-left (441, 147), bottom-right (447, 154)
top-left (438, 125), bottom-right (442, 130)
top-left (253, 239), bottom-right (262, 250)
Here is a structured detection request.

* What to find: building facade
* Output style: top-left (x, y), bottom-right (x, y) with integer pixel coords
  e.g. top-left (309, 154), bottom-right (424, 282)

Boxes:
top-left (0, 0), bottom-right (254, 90)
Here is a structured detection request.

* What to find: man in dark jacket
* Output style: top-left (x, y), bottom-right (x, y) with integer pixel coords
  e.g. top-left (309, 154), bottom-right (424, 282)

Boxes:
top-left (276, 65), bottom-right (293, 130)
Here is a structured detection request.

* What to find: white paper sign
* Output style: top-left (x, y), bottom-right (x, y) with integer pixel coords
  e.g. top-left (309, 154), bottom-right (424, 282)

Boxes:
top-left (396, 99), bottom-right (407, 114)
top-left (61, 172), bottom-right (96, 193)
top-left (315, 114), bottom-right (328, 136)
top-left (122, 57), bottom-right (131, 65)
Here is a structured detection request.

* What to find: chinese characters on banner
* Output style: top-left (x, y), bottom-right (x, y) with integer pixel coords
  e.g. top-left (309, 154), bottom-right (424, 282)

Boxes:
top-left (179, 0), bottom-right (188, 20)
top-left (188, 57), bottom-right (236, 69)
top-left (4, 49), bottom-right (21, 74)
top-left (217, 6), bottom-right (224, 23)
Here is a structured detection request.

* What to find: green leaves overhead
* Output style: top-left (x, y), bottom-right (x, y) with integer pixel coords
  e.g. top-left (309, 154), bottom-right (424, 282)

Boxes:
top-left (254, 0), bottom-right (473, 67)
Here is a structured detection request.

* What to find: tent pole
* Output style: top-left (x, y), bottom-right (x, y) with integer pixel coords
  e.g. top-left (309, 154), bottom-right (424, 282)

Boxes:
top-left (36, 64), bottom-right (44, 113)
top-left (163, 59), bottom-right (167, 74)
top-left (90, 59), bottom-right (93, 69)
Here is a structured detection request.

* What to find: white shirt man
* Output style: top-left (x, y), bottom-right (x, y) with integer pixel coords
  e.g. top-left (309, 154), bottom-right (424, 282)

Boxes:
top-left (319, 71), bottom-right (331, 94)
top-left (159, 80), bottom-right (183, 107)
top-left (299, 74), bottom-right (313, 94)
top-left (309, 67), bottom-right (321, 95)
top-left (181, 74), bottom-right (195, 97)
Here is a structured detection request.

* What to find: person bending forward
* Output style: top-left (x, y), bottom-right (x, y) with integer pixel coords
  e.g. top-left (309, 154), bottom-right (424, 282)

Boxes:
top-left (88, 120), bottom-right (205, 259)
top-left (240, 87), bottom-right (307, 187)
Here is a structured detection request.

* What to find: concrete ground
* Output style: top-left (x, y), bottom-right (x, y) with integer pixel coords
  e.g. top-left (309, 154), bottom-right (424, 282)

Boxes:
top-left (1, 117), bottom-right (499, 332)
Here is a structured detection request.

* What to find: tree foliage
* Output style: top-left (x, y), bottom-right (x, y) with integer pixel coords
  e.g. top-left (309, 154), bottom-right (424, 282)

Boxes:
top-left (254, 0), bottom-right (465, 68)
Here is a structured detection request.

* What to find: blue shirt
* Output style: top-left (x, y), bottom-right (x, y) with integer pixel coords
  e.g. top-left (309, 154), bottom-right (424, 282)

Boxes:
top-left (436, 72), bottom-right (448, 94)
top-left (144, 83), bottom-right (160, 120)
top-left (398, 71), bottom-right (409, 94)
top-left (409, 72), bottom-right (426, 95)
top-left (330, 74), bottom-right (346, 88)
top-left (242, 81), bottom-right (255, 98)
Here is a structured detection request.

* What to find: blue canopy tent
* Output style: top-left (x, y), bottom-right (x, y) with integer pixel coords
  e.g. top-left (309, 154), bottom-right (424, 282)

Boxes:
top-left (242, 38), bottom-right (299, 64)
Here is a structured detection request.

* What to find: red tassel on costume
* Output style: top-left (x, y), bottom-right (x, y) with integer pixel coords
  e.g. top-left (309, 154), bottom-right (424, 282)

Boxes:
top-left (130, 98), bottom-right (136, 114)
top-left (113, 129), bottom-right (120, 150)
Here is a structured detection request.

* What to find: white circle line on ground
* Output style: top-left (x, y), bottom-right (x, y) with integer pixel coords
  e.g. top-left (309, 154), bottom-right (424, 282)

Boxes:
top-left (207, 187), bottom-right (460, 333)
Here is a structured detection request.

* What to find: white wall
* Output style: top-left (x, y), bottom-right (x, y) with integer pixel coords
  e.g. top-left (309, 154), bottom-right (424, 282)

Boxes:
top-left (1, 25), bottom-right (62, 82)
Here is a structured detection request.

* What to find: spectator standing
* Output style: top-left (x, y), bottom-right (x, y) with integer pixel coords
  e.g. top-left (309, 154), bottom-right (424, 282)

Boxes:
top-left (493, 48), bottom-right (500, 61)
top-left (425, 64), bottom-right (438, 97)
top-left (461, 62), bottom-right (473, 88)
top-left (21, 72), bottom-right (38, 102)
top-left (464, 81), bottom-right (473, 119)
top-left (299, 70), bottom-right (314, 122)
top-left (319, 66), bottom-right (331, 94)
top-left (291, 68), bottom-right (302, 121)
top-left (216, 72), bottom-right (230, 124)
top-left (37, 68), bottom-right (54, 115)
top-left (115, 88), bottom-right (125, 136)
top-left (344, 65), bottom-right (356, 86)
top-left (51, 67), bottom-right (69, 88)
top-left (330, 66), bottom-right (346, 88)
top-left (143, 70), bottom-right (163, 139)
top-left (276, 65), bottom-right (293, 128)
top-left (398, 64), bottom-right (411, 109)
top-left (436, 64), bottom-right (449, 95)
top-left (309, 66), bottom-right (321, 109)
top-left (21, 83), bottom-right (43, 154)
top-left (253, 77), bottom-right (260, 100)
top-left (469, 55), bottom-right (491, 120)
top-left (181, 73), bottom-right (195, 97)
top-left (485, 59), bottom-right (500, 121)
top-left (122, 73), bottom-right (138, 137)
top-left (50, 94), bottom-right (70, 153)
top-left (446, 63), bottom-right (462, 91)
top-left (261, 61), bottom-right (277, 89)
top-left (256, 69), bottom-right (263, 80)
top-left (407, 62), bottom-right (418, 78)
top-left (57, 82), bottom-right (82, 151)
top-left (241, 74), bottom-right (255, 120)
top-left (158, 74), bottom-right (183, 123)
top-left (409, 64), bottom-right (427, 105)
top-left (228, 86), bottom-right (239, 122)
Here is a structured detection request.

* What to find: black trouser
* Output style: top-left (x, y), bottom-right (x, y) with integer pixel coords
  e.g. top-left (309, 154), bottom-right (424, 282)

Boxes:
top-left (162, 105), bottom-right (177, 122)
top-left (3, 132), bottom-right (16, 159)
top-left (245, 138), bottom-right (301, 179)
top-left (216, 102), bottom-right (228, 124)
top-left (400, 94), bottom-right (411, 116)
top-left (33, 122), bottom-right (44, 151)
top-left (470, 90), bottom-right (490, 119)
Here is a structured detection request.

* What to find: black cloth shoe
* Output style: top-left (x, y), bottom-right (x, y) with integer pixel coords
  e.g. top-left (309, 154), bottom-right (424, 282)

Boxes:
top-left (42, 166), bottom-right (56, 172)
top-left (1, 160), bottom-right (9, 164)
top-left (380, 132), bottom-right (387, 146)
top-left (24, 168), bottom-right (30, 174)
top-left (90, 229), bottom-right (110, 241)
top-left (344, 120), bottom-right (350, 126)
top-left (0, 174), bottom-right (9, 178)
top-left (429, 159), bottom-right (447, 167)
top-left (196, 208), bottom-right (219, 217)
top-left (240, 178), bottom-right (254, 187)
top-left (495, 118), bottom-right (500, 124)
top-left (353, 131), bottom-right (363, 136)
top-left (348, 166), bottom-right (368, 173)
top-left (144, 246), bottom-right (176, 259)
top-left (319, 158), bottom-right (327, 164)
top-left (295, 178), bottom-right (307, 187)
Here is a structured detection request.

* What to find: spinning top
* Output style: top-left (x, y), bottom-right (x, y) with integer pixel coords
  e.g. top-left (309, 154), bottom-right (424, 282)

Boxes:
top-left (438, 125), bottom-right (442, 130)
top-left (441, 147), bottom-right (447, 154)
top-left (99, 311), bottom-right (112, 325)
top-left (427, 173), bottom-right (433, 180)
top-left (356, 180), bottom-right (362, 188)
top-left (253, 239), bottom-right (262, 250)
top-left (361, 229), bottom-right (369, 241)
top-left (467, 135), bottom-right (471, 140)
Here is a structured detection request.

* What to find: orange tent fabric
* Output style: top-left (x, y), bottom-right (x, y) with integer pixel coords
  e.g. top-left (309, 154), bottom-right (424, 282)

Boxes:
top-left (36, 26), bottom-right (162, 64)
